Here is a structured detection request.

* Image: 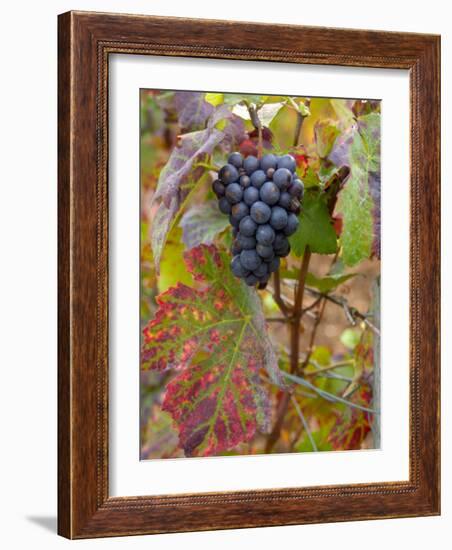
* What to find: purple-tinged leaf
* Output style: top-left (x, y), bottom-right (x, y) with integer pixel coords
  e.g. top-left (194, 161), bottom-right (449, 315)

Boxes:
top-left (368, 172), bottom-right (381, 259)
top-left (174, 91), bottom-right (214, 130)
top-left (151, 105), bottom-right (245, 269)
top-left (179, 201), bottom-right (229, 249)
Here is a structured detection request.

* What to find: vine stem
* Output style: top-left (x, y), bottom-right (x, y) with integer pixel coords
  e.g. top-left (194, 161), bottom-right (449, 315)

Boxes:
top-left (293, 111), bottom-right (304, 148)
top-left (245, 101), bottom-right (263, 158)
top-left (299, 250), bottom-right (337, 371)
top-left (265, 248), bottom-right (311, 453)
top-left (272, 269), bottom-right (290, 317)
top-left (257, 124), bottom-right (263, 159)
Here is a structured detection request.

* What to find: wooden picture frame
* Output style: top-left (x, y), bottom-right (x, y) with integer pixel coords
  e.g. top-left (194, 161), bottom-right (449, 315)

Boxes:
top-left (58, 10), bottom-right (440, 539)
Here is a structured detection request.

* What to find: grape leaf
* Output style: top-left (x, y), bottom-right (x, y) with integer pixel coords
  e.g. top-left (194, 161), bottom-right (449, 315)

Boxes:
top-left (158, 227), bottom-right (194, 293)
top-left (258, 102), bottom-right (285, 126)
top-left (314, 120), bottom-right (340, 158)
top-left (232, 103), bottom-right (251, 120)
top-left (179, 201), bottom-right (229, 249)
top-left (224, 94), bottom-right (264, 106)
top-left (205, 93), bottom-right (224, 107)
top-left (141, 244), bottom-right (282, 457)
top-left (289, 189), bottom-right (338, 256)
top-left (330, 98), bottom-right (355, 126)
top-left (330, 113), bottom-right (381, 265)
top-left (151, 106), bottom-right (244, 269)
top-left (280, 270), bottom-right (357, 293)
top-left (174, 91), bottom-right (213, 130)
top-left (301, 166), bottom-right (321, 188)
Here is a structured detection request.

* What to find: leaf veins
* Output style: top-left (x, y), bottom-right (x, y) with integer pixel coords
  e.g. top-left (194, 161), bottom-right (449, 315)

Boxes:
top-left (141, 244), bottom-right (282, 457)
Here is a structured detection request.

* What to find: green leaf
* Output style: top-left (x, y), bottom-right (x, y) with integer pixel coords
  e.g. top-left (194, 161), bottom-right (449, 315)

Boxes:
top-left (301, 166), bottom-right (321, 188)
top-left (179, 201), bottom-right (230, 249)
top-left (310, 346), bottom-right (332, 366)
top-left (280, 270), bottom-right (356, 292)
top-left (141, 244), bottom-right (283, 457)
top-left (306, 272), bottom-right (357, 293)
top-left (158, 227), bottom-right (194, 293)
top-left (260, 95), bottom-right (289, 104)
top-left (340, 328), bottom-right (361, 350)
top-left (314, 120), bottom-right (340, 158)
top-left (330, 99), bottom-right (355, 126)
top-left (205, 93), bottom-right (224, 106)
top-left (223, 94), bottom-right (263, 106)
top-left (332, 113), bottom-right (381, 266)
top-left (296, 422), bottom-right (334, 452)
top-left (289, 189), bottom-right (337, 256)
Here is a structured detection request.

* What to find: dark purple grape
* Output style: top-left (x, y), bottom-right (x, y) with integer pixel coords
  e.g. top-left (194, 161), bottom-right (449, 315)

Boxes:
top-left (274, 233), bottom-right (288, 251)
top-left (218, 150), bottom-right (303, 283)
top-left (277, 154), bottom-right (297, 173)
top-left (250, 169), bottom-right (267, 189)
top-left (256, 243), bottom-right (274, 260)
top-left (231, 238), bottom-right (242, 255)
top-left (219, 163), bottom-right (239, 184)
top-left (239, 175), bottom-right (251, 188)
top-left (229, 214), bottom-right (240, 228)
top-left (239, 216), bottom-right (257, 237)
top-left (274, 237), bottom-right (291, 257)
top-left (237, 233), bottom-right (256, 250)
top-left (278, 191), bottom-right (291, 209)
top-left (240, 249), bottom-right (262, 271)
top-left (267, 256), bottom-right (281, 273)
top-left (225, 183), bottom-right (243, 204)
top-left (212, 179), bottom-right (225, 197)
top-left (270, 206), bottom-right (288, 230)
top-left (266, 167), bottom-right (275, 179)
top-left (231, 255), bottom-right (248, 278)
top-left (245, 274), bottom-right (259, 286)
top-left (260, 153), bottom-right (278, 172)
top-left (289, 197), bottom-right (301, 215)
top-left (228, 152), bottom-right (243, 169)
top-left (231, 202), bottom-right (249, 222)
top-left (259, 181), bottom-right (280, 205)
top-left (288, 179), bottom-right (304, 199)
top-left (243, 155), bottom-right (260, 175)
top-left (256, 224), bottom-right (275, 245)
top-left (250, 201), bottom-right (271, 224)
top-left (243, 186), bottom-right (259, 206)
top-left (273, 168), bottom-right (292, 190)
top-left (283, 213), bottom-right (300, 236)
top-left (218, 197), bottom-right (231, 215)
top-left (253, 262), bottom-right (269, 278)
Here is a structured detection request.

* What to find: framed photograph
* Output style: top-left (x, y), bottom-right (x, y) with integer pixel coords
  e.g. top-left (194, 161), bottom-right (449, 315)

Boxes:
top-left (58, 11), bottom-right (440, 538)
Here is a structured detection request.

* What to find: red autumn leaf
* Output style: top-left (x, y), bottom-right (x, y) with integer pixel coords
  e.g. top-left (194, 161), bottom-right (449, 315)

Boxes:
top-left (141, 244), bottom-right (282, 457)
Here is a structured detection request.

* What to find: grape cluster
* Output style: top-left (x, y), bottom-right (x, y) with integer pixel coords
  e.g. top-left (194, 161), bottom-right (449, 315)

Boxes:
top-left (212, 152), bottom-right (303, 288)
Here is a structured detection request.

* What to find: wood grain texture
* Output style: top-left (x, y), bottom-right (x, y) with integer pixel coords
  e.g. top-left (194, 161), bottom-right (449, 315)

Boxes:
top-left (57, 10), bottom-right (440, 539)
